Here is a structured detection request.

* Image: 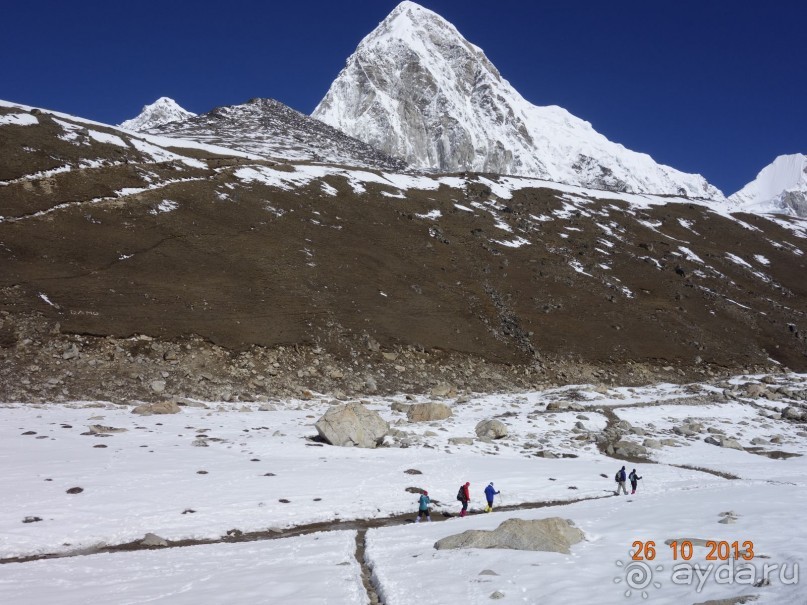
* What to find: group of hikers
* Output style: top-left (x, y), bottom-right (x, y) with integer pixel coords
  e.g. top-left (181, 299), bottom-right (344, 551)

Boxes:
top-left (416, 467), bottom-right (643, 521)
top-left (614, 466), bottom-right (642, 495)
top-left (415, 481), bottom-right (501, 522)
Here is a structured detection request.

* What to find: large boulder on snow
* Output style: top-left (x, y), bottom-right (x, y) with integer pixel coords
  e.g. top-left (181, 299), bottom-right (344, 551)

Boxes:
top-left (613, 440), bottom-right (648, 458)
top-left (435, 518), bottom-right (584, 554)
top-left (475, 419), bottom-right (508, 439)
top-left (407, 402), bottom-right (452, 422)
top-left (315, 402), bottom-right (389, 448)
top-left (782, 406), bottom-right (805, 421)
top-left (131, 401), bottom-right (181, 415)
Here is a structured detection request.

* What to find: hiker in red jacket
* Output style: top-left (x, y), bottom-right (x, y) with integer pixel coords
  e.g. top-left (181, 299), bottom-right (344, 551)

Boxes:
top-left (457, 481), bottom-right (471, 517)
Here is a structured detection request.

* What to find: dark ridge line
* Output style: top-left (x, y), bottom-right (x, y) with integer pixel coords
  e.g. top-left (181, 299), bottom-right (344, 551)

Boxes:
top-left (0, 494), bottom-right (614, 566)
top-left (670, 464), bottom-right (740, 480)
top-left (355, 529), bottom-right (382, 605)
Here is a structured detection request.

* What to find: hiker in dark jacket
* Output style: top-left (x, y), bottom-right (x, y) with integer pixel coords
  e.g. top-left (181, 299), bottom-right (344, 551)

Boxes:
top-left (614, 466), bottom-right (628, 496)
top-left (628, 469), bottom-right (642, 495)
top-left (458, 482), bottom-right (471, 517)
top-left (484, 482), bottom-right (500, 512)
top-left (415, 491), bottom-right (431, 522)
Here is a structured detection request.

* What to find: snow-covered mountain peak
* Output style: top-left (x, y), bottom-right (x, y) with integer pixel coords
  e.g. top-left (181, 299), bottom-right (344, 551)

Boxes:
top-left (729, 153), bottom-right (807, 216)
top-left (314, 3), bottom-right (723, 199)
top-left (369, 2), bottom-right (482, 52)
top-left (119, 97), bottom-right (196, 132)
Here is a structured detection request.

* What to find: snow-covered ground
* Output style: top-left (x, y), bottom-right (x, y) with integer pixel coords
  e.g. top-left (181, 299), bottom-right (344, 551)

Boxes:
top-left (1, 375), bottom-right (805, 603)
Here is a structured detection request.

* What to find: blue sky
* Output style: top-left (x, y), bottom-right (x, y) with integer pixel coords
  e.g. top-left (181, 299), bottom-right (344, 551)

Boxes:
top-left (2, 0), bottom-right (804, 194)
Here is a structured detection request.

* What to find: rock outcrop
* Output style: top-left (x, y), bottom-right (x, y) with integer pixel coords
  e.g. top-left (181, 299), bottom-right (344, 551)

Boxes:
top-left (475, 419), bottom-right (508, 439)
top-left (315, 402), bottom-right (389, 448)
top-left (131, 401), bottom-right (181, 415)
top-left (407, 402), bottom-right (452, 422)
top-left (434, 517), bottom-right (584, 554)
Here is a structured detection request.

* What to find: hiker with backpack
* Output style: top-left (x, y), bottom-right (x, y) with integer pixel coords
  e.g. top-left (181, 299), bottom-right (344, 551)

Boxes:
top-left (614, 466), bottom-right (628, 496)
top-left (457, 481), bottom-right (471, 517)
top-left (628, 469), bottom-right (642, 495)
top-left (484, 482), bottom-right (500, 512)
top-left (415, 491), bottom-right (431, 522)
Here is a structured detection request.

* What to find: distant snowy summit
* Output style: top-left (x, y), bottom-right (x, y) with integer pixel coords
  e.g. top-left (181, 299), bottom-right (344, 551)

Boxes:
top-left (729, 154), bottom-right (807, 217)
top-left (125, 97), bottom-right (406, 171)
top-left (314, 1), bottom-right (723, 199)
top-left (119, 97), bottom-right (196, 131)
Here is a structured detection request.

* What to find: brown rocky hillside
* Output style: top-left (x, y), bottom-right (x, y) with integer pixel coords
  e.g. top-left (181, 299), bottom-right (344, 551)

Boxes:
top-left (1, 102), bottom-right (805, 402)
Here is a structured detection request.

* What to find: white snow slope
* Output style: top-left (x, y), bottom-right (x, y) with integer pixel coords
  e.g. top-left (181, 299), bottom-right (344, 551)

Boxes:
top-left (119, 97), bottom-right (197, 131)
top-left (729, 153), bottom-right (807, 217)
top-left (1, 374), bottom-right (806, 604)
top-left (314, 1), bottom-right (724, 199)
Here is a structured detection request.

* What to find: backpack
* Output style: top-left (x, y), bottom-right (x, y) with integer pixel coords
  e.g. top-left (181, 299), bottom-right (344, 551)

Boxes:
top-left (457, 486), bottom-right (465, 501)
top-left (614, 472), bottom-right (620, 483)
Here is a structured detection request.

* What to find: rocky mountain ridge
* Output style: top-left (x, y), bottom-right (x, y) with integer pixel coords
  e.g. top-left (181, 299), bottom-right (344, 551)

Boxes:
top-left (729, 153), bottom-right (807, 217)
top-left (129, 97), bottom-right (407, 171)
top-left (119, 97), bottom-right (196, 132)
top-left (1, 99), bottom-right (806, 402)
top-left (313, 1), bottom-right (722, 199)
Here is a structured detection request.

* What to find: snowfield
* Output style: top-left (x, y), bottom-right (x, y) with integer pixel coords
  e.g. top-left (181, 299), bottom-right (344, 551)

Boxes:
top-left (1, 375), bottom-right (806, 604)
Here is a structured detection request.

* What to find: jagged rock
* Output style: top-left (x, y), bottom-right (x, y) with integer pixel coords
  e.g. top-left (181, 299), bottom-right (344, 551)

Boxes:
top-left (407, 402), bottom-right (452, 422)
top-left (88, 425), bottom-right (127, 435)
top-left (430, 383), bottom-right (456, 398)
top-left (141, 533), bottom-right (168, 547)
top-left (314, 402), bottom-right (389, 448)
top-left (490, 592), bottom-right (505, 600)
top-left (743, 383), bottom-right (768, 398)
top-left (704, 436), bottom-right (721, 446)
top-left (434, 518), bottom-right (584, 554)
top-left (718, 437), bottom-right (744, 450)
top-left (782, 407), bottom-right (804, 421)
top-left (614, 440), bottom-right (648, 458)
top-left (750, 437), bottom-right (768, 445)
top-left (535, 450), bottom-right (557, 459)
top-left (62, 344), bottom-right (79, 360)
top-left (131, 401), bottom-right (181, 415)
top-left (149, 380), bottom-right (166, 394)
top-left (643, 438), bottom-right (662, 449)
top-left (449, 437), bottom-right (475, 446)
top-left (475, 419), bottom-right (508, 439)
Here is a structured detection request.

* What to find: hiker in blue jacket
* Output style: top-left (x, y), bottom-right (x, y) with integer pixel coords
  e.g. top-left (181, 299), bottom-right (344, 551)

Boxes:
top-left (484, 482), bottom-right (500, 512)
top-left (415, 491), bottom-right (431, 522)
top-left (615, 466), bottom-right (628, 495)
